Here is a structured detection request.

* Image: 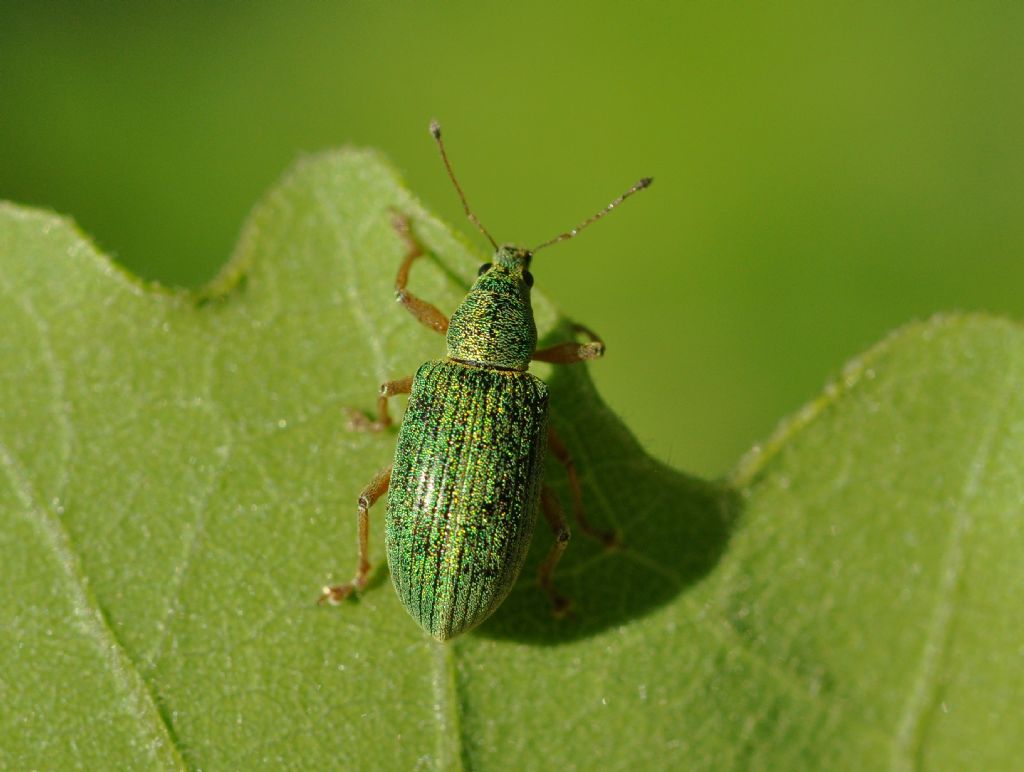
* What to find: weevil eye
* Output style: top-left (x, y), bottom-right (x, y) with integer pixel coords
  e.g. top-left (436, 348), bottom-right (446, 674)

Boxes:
top-left (477, 262), bottom-right (492, 276)
top-left (523, 271), bottom-right (534, 288)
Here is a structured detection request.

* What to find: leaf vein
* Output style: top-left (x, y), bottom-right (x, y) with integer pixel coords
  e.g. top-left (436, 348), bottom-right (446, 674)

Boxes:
top-left (0, 276), bottom-right (74, 513)
top-left (315, 189), bottom-right (388, 378)
top-left (0, 438), bottom-right (187, 769)
top-left (890, 342), bottom-right (1019, 769)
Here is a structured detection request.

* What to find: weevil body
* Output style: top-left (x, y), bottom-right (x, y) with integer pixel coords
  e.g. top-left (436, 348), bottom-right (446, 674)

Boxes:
top-left (321, 122), bottom-right (651, 640)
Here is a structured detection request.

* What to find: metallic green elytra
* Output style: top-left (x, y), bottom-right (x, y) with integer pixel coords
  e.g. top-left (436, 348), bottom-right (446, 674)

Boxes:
top-left (320, 122), bottom-right (651, 640)
top-left (388, 360), bottom-right (547, 639)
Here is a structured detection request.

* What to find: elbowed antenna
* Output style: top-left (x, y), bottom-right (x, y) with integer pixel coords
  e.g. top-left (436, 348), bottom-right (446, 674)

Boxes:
top-left (430, 121), bottom-right (499, 251)
top-left (532, 176), bottom-right (653, 253)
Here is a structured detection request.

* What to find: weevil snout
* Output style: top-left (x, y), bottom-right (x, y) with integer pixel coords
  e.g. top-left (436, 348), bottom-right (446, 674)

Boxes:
top-left (494, 245), bottom-right (532, 270)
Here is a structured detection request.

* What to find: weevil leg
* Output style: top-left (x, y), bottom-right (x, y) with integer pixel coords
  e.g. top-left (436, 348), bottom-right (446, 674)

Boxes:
top-left (391, 212), bottom-right (450, 334)
top-left (345, 375), bottom-right (413, 432)
top-left (547, 424), bottom-right (620, 548)
top-left (319, 465), bottom-right (392, 605)
top-left (532, 322), bottom-right (604, 364)
top-left (539, 484), bottom-right (572, 617)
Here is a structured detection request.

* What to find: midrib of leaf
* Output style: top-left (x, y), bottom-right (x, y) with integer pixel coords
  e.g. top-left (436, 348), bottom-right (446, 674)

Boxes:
top-left (891, 337), bottom-right (1021, 769)
top-left (432, 641), bottom-right (466, 770)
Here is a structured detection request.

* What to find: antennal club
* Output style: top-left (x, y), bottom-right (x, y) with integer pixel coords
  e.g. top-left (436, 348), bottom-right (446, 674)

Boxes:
top-left (532, 177), bottom-right (653, 253)
top-left (430, 120), bottom-right (498, 251)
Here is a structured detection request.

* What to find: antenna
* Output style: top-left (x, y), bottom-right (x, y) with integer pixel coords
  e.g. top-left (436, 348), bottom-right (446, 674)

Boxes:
top-left (430, 121), bottom-right (498, 251)
top-left (532, 177), bottom-right (652, 253)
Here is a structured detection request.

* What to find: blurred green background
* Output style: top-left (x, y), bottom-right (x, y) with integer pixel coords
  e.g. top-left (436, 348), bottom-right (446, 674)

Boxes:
top-left (2, 2), bottom-right (1022, 477)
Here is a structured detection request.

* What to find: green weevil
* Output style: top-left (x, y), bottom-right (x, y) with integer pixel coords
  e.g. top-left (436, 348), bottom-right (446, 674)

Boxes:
top-left (320, 121), bottom-right (651, 640)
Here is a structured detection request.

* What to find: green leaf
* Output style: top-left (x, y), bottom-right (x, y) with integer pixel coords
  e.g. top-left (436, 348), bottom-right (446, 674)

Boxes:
top-left (2, 149), bottom-right (1020, 769)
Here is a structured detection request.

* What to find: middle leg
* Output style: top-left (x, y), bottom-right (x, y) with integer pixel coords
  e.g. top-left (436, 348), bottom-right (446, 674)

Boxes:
top-left (345, 375), bottom-right (413, 432)
top-left (391, 212), bottom-right (450, 334)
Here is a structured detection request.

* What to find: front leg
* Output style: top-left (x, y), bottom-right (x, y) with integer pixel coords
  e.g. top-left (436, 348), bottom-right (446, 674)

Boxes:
top-left (532, 323), bottom-right (605, 364)
top-left (391, 213), bottom-right (450, 334)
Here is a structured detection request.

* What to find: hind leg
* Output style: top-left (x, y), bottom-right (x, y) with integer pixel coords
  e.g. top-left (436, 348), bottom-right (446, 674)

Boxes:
top-left (319, 465), bottom-right (392, 604)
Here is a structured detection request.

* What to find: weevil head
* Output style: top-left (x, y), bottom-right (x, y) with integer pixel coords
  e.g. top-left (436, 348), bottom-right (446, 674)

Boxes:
top-left (446, 245), bottom-right (537, 371)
